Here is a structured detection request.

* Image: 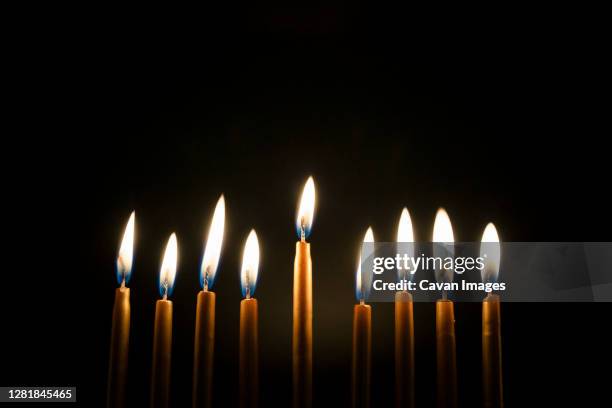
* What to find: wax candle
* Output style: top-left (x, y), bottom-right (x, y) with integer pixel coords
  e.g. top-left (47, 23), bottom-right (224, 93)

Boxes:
top-left (436, 300), bottom-right (457, 408)
top-left (151, 233), bottom-right (178, 408)
top-left (352, 228), bottom-right (374, 408)
top-left (293, 177), bottom-right (315, 408)
top-left (433, 208), bottom-right (457, 408)
top-left (107, 212), bottom-right (135, 408)
top-left (395, 208), bottom-right (415, 408)
top-left (193, 196), bottom-right (225, 408)
top-left (239, 230), bottom-right (260, 408)
top-left (480, 223), bottom-right (503, 408)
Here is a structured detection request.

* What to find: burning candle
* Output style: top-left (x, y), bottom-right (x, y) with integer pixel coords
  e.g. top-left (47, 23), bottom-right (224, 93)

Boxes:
top-left (151, 233), bottom-right (178, 408)
top-left (293, 177), bottom-right (315, 408)
top-left (239, 230), bottom-right (260, 408)
top-left (107, 211), bottom-right (135, 408)
top-left (480, 223), bottom-right (503, 408)
top-left (433, 208), bottom-right (457, 408)
top-left (193, 196), bottom-right (225, 408)
top-left (395, 208), bottom-right (415, 408)
top-left (352, 227), bottom-right (374, 408)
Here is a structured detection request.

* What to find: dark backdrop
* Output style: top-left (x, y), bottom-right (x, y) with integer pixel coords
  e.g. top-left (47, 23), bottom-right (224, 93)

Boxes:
top-left (2, 6), bottom-right (610, 407)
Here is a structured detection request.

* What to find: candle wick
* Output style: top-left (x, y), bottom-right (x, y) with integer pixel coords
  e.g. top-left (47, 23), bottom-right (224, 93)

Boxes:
top-left (359, 298), bottom-right (365, 306)
top-left (203, 266), bottom-right (210, 292)
top-left (120, 278), bottom-right (126, 289)
top-left (162, 281), bottom-right (169, 300)
top-left (442, 290), bottom-right (447, 301)
top-left (246, 274), bottom-right (251, 299)
top-left (300, 221), bottom-right (306, 242)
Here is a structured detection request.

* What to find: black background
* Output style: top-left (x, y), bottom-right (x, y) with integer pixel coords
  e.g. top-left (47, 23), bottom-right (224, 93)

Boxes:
top-left (2, 6), bottom-right (610, 407)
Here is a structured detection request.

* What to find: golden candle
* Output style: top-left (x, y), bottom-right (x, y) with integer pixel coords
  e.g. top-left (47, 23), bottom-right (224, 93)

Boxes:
top-left (108, 286), bottom-right (130, 408)
top-left (107, 211), bottom-right (134, 408)
top-left (193, 196), bottom-right (225, 408)
top-left (352, 302), bottom-right (371, 408)
top-left (193, 291), bottom-right (215, 408)
top-left (239, 230), bottom-right (260, 408)
top-left (395, 208), bottom-right (415, 408)
top-left (352, 227), bottom-right (374, 408)
top-left (151, 233), bottom-right (178, 408)
top-left (293, 177), bottom-right (315, 408)
top-left (395, 291), bottom-right (414, 408)
top-left (481, 223), bottom-right (503, 408)
top-left (151, 298), bottom-right (172, 408)
top-left (436, 299), bottom-right (457, 408)
top-left (483, 295), bottom-right (502, 408)
top-left (433, 208), bottom-right (457, 408)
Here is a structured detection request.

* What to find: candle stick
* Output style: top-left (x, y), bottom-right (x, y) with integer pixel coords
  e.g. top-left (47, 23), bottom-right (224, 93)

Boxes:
top-left (239, 230), bottom-right (260, 408)
top-left (352, 228), bottom-right (374, 408)
top-left (395, 208), bottom-right (415, 408)
top-left (107, 212), bottom-right (135, 408)
top-left (193, 196), bottom-right (225, 408)
top-left (151, 233), bottom-right (178, 408)
top-left (293, 177), bottom-right (315, 408)
top-left (480, 223), bottom-right (503, 408)
top-left (433, 208), bottom-right (457, 408)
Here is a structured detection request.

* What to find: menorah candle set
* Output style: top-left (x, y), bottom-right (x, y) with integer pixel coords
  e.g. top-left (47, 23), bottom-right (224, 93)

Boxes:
top-left (106, 177), bottom-right (503, 408)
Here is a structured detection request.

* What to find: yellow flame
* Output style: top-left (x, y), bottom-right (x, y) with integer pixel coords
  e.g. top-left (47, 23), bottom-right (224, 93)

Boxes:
top-left (201, 195), bottom-right (225, 287)
top-left (433, 208), bottom-right (454, 284)
top-left (363, 227), bottom-right (374, 244)
top-left (117, 211), bottom-right (135, 284)
top-left (480, 222), bottom-right (501, 282)
top-left (433, 208), bottom-right (454, 243)
top-left (397, 208), bottom-right (415, 278)
top-left (356, 227), bottom-right (374, 300)
top-left (240, 229), bottom-right (260, 297)
top-left (160, 233), bottom-right (178, 296)
top-left (296, 176), bottom-right (316, 238)
top-left (397, 207), bottom-right (414, 242)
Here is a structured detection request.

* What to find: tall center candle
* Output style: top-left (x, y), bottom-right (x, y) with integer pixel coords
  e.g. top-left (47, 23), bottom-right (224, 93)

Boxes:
top-left (151, 233), bottom-right (178, 408)
top-left (433, 208), bottom-right (457, 408)
top-left (239, 230), bottom-right (260, 408)
top-left (293, 177), bottom-right (315, 408)
top-left (480, 223), bottom-right (503, 408)
top-left (107, 212), bottom-right (135, 408)
top-left (352, 228), bottom-right (374, 408)
top-left (193, 196), bottom-right (225, 408)
top-left (395, 208), bottom-right (415, 408)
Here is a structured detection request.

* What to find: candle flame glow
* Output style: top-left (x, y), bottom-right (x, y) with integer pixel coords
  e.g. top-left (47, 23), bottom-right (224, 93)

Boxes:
top-left (159, 233), bottom-right (178, 298)
top-left (240, 229), bottom-right (260, 298)
top-left (356, 227), bottom-right (374, 301)
top-left (116, 211), bottom-right (135, 285)
top-left (480, 222), bottom-right (501, 283)
top-left (200, 195), bottom-right (225, 290)
top-left (433, 208), bottom-right (454, 243)
top-left (433, 208), bottom-right (454, 284)
top-left (397, 208), bottom-right (415, 280)
top-left (296, 176), bottom-right (316, 240)
top-left (397, 207), bottom-right (414, 243)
